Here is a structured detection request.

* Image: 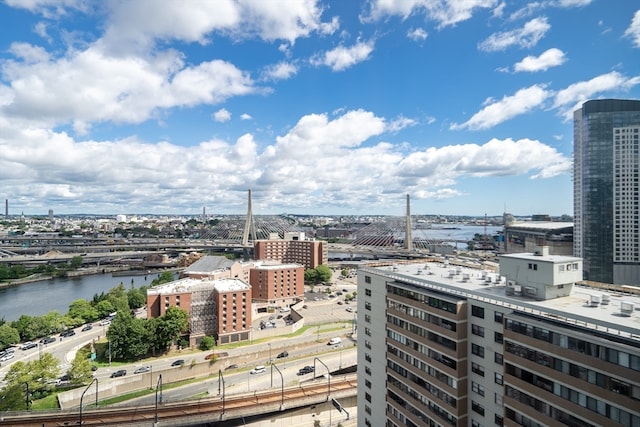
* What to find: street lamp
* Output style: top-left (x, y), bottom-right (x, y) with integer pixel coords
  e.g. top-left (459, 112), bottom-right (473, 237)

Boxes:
top-left (268, 343), bottom-right (273, 387)
top-left (79, 377), bottom-right (98, 425)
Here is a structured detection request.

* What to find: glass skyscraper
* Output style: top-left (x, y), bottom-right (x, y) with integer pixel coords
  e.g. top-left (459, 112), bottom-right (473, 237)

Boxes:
top-left (573, 99), bottom-right (640, 285)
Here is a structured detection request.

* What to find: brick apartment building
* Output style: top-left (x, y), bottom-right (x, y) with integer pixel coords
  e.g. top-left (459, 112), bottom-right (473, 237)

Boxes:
top-left (254, 231), bottom-right (327, 269)
top-left (249, 262), bottom-right (305, 311)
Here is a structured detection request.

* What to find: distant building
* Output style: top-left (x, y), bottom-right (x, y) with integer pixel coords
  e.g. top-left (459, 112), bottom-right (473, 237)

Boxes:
top-left (357, 249), bottom-right (639, 427)
top-left (146, 277), bottom-right (251, 346)
top-left (249, 262), bottom-right (305, 311)
top-left (254, 231), bottom-right (327, 268)
top-left (503, 221), bottom-right (573, 255)
top-left (180, 255), bottom-right (253, 283)
top-left (574, 99), bottom-right (640, 285)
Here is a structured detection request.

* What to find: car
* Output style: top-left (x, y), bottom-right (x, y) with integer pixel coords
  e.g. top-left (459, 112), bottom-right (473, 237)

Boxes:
top-left (60, 329), bottom-right (76, 338)
top-left (81, 324), bottom-right (93, 332)
top-left (21, 342), bottom-right (37, 350)
top-left (250, 365), bottom-right (266, 375)
top-left (0, 353), bottom-right (15, 362)
top-left (171, 359), bottom-right (185, 367)
top-left (277, 351), bottom-right (288, 358)
top-left (204, 353), bottom-right (215, 360)
top-left (328, 337), bottom-right (342, 345)
top-left (337, 301), bottom-right (343, 305)
top-left (40, 336), bottom-right (56, 344)
top-left (345, 307), bottom-right (353, 312)
top-left (336, 292), bottom-right (343, 296)
top-left (297, 366), bottom-right (315, 375)
top-left (110, 369), bottom-right (127, 378)
top-left (91, 365), bottom-right (98, 371)
top-left (99, 320), bottom-right (111, 326)
top-left (134, 366), bottom-right (151, 374)
top-left (225, 364), bottom-right (238, 370)
top-left (302, 305), bottom-right (308, 309)
top-left (342, 289), bottom-right (348, 293)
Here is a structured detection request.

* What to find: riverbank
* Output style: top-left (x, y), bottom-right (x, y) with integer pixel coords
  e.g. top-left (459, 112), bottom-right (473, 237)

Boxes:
top-left (0, 266), bottom-right (182, 289)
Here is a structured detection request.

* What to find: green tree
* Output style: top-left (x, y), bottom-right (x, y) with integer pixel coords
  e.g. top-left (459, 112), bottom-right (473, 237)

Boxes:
top-left (69, 255), bottom-right (83, 269)
top-left (68, 352), bottom-right (93, 385)
top-left (106, 312), bottom-right (148, 361)
top-left (0, 323), bottom-right (20, 349)
top-left (107, 283), bottom-right (130, 313)
top-left (316, 265), bottom-right (332, 282)
top-left (199, 336), bottom-right (214, 351)
top-left (3, 353), bottom-right (60, 392)
top-left (304, 265), bottom-right (332, 285)
top-left (94, 300), bottom-right (115, 319)
top-left (68, 299), bottom-right (99, 323)
top-left (151, 271), bottom-right (175, 286)
top-left (147, 307), bottom-right (189, 354)
top-left (0, 384), bottom-right (28, 411)
top-left (127, 287), bottom-right (146, 310)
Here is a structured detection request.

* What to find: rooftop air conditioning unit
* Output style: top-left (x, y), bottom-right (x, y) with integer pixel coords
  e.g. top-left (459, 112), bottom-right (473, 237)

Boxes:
top-left (589, 294), bottom-right (602, 307)
top-left (620, 301), bottom-right (634, 316)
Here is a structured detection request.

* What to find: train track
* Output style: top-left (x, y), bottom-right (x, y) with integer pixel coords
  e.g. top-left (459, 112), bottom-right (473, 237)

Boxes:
top-left (0, 377), bottom-right (357, 426)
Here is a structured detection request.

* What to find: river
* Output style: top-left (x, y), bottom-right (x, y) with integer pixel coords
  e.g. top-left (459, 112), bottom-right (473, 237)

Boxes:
top-left (0, 224), bottom-right (502, 322)
top-left (0, 272), bottom-right (162, 322)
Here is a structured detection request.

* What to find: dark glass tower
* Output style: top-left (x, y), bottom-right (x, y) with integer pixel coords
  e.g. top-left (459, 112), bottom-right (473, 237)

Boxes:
top-left (573, 99), bottom-right (640, 285)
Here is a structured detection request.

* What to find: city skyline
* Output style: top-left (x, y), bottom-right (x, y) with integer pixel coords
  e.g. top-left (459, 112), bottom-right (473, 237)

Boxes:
top-left (1, 1), bottom-right (639, 217)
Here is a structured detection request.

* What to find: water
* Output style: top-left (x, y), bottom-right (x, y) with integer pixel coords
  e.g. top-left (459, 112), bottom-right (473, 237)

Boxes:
top-left (0, 273), bottom-right (158, 322)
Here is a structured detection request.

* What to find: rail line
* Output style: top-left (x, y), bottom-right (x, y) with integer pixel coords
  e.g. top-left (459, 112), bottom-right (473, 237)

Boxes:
top-left (0, 377), bottom-right (357, 426)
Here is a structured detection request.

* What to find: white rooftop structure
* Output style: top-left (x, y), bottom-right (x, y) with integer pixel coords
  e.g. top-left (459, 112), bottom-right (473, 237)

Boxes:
top-left (147, 277), bottom-right (250, 294)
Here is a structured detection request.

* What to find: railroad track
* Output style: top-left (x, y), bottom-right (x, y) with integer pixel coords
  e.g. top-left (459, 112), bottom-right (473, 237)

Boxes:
top-left (0, 377), bottom-right (356, 426)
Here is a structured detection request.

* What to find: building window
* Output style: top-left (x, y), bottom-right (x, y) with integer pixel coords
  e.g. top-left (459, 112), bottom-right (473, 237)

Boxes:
top-left (472, 344), bottom-right (485, 358)
top-left (365, 379), bottom-right (371, 389)
top-left (472, 305), bottom-right (485, 318)
top-left (365, 275), bottom-right (371, 284)
top-left (472, 324), bottom-right (485, 337)
top-left (495, 373), bottom-right (503, 385)
top-left (365, 288), bottom-right (372, 297)
top-left (365, 302), bottom-right (372, 311)
top-left (495, 353), bottom-right (504, 365)
top-left (494, 332), bottom-right (503, 344)
top-left (365, 392), bottom-right (371, 403)
top-left (528, 263), bottom-right (538, 271)
top-left (472, 421), bottom-right (484, 427)
top-left (494, 311), bottom-right (503, 323)
top-left (472, 362), bottom-right (485, 376)
top-left (365, 366), bottom-right (371, 375)
top-left (495, 414), bottom-right (504, 426)
top-left (472, 401), bottom-right (485, 416)
top-left (365, 353), bottom-right (371, 362)
top-left (472, 381), bottom-right (485, 396)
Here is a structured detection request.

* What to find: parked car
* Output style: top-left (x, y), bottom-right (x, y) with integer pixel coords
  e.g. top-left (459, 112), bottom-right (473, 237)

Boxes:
top-left (0, 352), bottom-right (15, 362)
top-left (345, 307), bottom-right (353, 312)
top-left (110, 369), bottom-right (126, 378)
top-left (99, 320), bottom-right (111, 326)
top-left (225, 364), bottom-right (238, 370)
top-left (171, 359), bottom-right (185, 367)
top-left (134, 366), bottom-right (151, 374)
top-left (277, 351), bottom-right (289, 358)
top-left (60, 329), bottom-right (76, 338)
top-left (40, 336), bottom-right (56, 344)
top-left (81, 324), bottom-right (93, 332)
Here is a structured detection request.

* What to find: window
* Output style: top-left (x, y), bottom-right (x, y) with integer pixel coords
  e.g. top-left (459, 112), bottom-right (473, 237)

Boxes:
top-left (494, 332), bottom-right (503, 344)
top-left (495, 353), bottom-right (503, 365)
top-left (365, 275), bottom-right (371, 284)
top-left (472, 401), bottom-right (485, 416)
top-left (472, 362), bottom-right (485, 376)
top-left (472, 421), bottom-right (484, 427)
top-left (495, 373), bottom-right (503, 385)
top-left (365, 379), bottom-right (371, 389)
top-left (472, 381), bottom-right (485, 396)
top-left (365, 288), bottom-right (372, 297)
top-left (365, 392), bottom-right (371, 403)
top-left (494, 311), bottom-right (503, 323)
top-left (472, 324), bottom-right (485, 337)
top-left (495, 414), bottom-right (504, 426)
top-left (365, 302), bottom-right (372, 311)
top-left (472, 305), bottom-right (485, 318)
top-left (528, 263), bottom-right (538, 270)
top-left (472, 344), bottom-right (485, 358)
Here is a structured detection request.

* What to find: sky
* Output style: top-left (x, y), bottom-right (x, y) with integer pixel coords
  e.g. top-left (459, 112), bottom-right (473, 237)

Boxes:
top-left (0, 0), bottom-right (639, 218)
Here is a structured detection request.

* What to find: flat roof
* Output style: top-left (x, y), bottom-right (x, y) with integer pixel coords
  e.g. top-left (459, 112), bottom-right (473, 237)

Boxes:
top-left (147, 277), bottom-right (250, 294)
top-left (499, 252), bottom-right (581, 263)
top-left (362, 260), bottom-right (640, 342)
top-left (507, 221), bottom-right (573, 230)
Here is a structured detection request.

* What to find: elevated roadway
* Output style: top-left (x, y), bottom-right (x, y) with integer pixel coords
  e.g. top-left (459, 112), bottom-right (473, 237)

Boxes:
top-left (0, 376), bottom-right (357, 426)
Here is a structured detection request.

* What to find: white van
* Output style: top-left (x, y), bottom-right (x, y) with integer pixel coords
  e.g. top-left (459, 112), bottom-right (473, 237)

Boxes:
top-left (328, 337), bottom-right (342, 346)
top-left (250, 365), bottom-right (266, 375)
top-left (279, 307), bottom-right (291, 313)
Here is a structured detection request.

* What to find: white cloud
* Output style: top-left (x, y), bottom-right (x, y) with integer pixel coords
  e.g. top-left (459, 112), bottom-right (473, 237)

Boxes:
top-left (407, 27), bottom-right (428, 42)
top-left (262, 61), bottom-right (298, 81)
top-left (311, 40), bottom-right (374, 71)
top-left (2, 46), bottom-right (259, 127)
top-left (387, 116), bottom-right (417, 133)
top-left (451, 85), bottom-right (550, 130)
top-left (362, 0), bottom-right (498, 29)
top-left (240, 113), bottom-right (253, 120)
top-left (479, 17), bottom-right (550, 52)
top-left (553, 71), bottom-right (640, 120)
top-left (0, 108), bottom-right (572, 213)
top-left (624, 10), bottom-right (640, 48)
top-left (213, 108), bottom-right (232, 123)
top-left (513, 48), bottom-right (567, 72)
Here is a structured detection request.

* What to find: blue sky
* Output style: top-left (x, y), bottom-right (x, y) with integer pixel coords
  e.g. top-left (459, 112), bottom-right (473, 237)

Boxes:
top-left (1, 0), bottom-right (639, 217)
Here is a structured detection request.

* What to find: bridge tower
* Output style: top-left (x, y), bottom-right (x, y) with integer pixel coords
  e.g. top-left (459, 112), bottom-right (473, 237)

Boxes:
top-left (242, 189), bottom-right (258, 247)
top-left (404, 194), bottom-right (413, 251)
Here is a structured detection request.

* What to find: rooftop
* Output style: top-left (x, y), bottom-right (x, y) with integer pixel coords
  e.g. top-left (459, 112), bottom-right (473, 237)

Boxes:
top-left (147, 277), bottom-right (250, 294)
top-left (507, 221), bottom-right (573, 230)
top-left (362, 259), bottom-right (640, 342)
